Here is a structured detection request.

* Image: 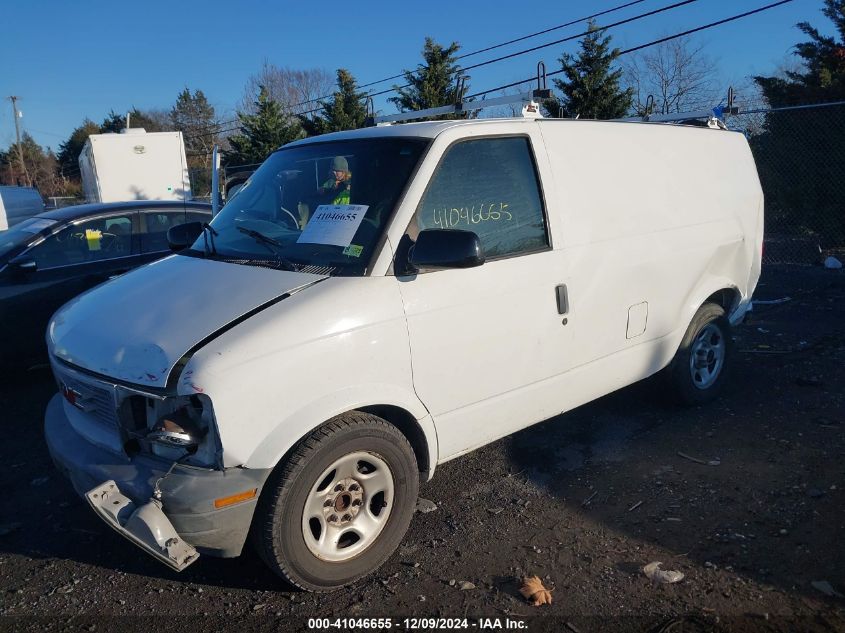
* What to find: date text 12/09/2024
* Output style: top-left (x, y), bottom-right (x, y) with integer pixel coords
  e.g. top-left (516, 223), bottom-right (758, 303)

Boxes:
top-left (307, 618), bottom-right (528, 630)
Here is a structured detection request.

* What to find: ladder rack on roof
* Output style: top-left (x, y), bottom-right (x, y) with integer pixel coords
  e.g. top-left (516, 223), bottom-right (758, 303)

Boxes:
top-left (368, 63), bottom-right (552, 126)
top-left (365, 63), bottom-right (741, 129)
top-left (615, 88), bottom-right (740, 129)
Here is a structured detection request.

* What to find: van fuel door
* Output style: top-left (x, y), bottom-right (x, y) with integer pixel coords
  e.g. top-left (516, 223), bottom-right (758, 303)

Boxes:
top-left (626, 302), bottom-right (649, 339)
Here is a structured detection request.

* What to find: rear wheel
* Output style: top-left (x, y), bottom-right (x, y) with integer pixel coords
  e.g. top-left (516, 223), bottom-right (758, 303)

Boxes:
top-left (666, 302), bottom-right (733, 405)
top-left (253, 412), bottom-right (418, 592)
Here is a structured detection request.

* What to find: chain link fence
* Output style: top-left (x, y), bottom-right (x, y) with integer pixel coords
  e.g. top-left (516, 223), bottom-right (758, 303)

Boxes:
top-left (740, 101), bottom-right (845, 265)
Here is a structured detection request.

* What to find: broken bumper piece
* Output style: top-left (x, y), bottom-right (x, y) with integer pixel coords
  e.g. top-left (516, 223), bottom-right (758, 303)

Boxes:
top-left (85, 480), bottom-right (199, 571)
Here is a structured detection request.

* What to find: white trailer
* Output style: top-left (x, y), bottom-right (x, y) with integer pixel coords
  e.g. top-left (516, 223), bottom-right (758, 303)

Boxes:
top-left (79, 129), bottom-right (192, 203)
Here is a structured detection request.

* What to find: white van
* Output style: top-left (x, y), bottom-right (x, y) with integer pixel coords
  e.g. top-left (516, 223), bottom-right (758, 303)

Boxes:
top-left (44, 116), bottom-right (763, 591)
top-left (0, 186), bottom-right (45, 230)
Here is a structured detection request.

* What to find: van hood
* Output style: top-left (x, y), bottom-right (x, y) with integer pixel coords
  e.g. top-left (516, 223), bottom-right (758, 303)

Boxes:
top-left (48, 254), bottom-right (326, 389)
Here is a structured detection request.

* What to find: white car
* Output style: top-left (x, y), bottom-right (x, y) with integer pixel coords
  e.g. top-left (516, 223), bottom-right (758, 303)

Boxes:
top-left (44, 116), bottom-right (763, 591)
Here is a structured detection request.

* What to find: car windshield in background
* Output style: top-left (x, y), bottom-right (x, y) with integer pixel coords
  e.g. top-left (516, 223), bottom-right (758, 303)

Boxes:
top-left (191, 138), bottom-right (429, 275)
top-left (0, 217), bottom-right (58, 261)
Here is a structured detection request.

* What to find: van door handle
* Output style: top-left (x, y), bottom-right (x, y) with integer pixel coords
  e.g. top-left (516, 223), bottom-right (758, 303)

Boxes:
top-left (556, 284), bottom-right (569, 315)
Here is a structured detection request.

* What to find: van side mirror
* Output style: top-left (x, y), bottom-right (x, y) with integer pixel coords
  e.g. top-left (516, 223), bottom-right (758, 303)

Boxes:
top-left (408, 229), bottom-right (485, 271)
top-left (167, 222), bottom-right (203, 252)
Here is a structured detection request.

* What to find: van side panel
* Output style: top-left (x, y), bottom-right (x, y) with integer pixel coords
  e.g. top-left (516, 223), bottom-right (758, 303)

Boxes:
top-left (180, 276), bottom-right (435, 472)
top-left (537, 121), bottom-right (762, 371)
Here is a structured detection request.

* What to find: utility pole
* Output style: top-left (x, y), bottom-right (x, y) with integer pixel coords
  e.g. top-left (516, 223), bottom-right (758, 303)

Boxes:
top-left (8, 96), bottom-right (31, 186)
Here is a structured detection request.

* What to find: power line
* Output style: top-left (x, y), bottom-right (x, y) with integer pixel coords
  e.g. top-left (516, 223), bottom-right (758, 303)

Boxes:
top-left (186, 0), bottom-right (654, 139)
top-left (312, 0), bottom-right (701, 105)
top-left (186, 0), bottom-right (699, 141)
top-left (467, 0), bottom-right (797, 100)
top-left (343, 0), bottom-right (651, 94)
top-left (186, 0), bottom-right (796, 145)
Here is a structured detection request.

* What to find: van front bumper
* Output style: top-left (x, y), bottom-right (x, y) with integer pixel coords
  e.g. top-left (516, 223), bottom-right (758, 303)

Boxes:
top-left (44, 393), bottom-right (270, 559)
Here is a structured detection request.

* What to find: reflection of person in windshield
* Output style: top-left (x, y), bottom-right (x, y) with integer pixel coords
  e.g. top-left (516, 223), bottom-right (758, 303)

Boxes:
top-left (297, 156), bottom-right (352, 228)
top-left (319, 156), bottom-right (352, 205)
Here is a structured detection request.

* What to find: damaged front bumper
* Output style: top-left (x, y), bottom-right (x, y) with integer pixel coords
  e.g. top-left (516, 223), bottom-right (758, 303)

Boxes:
top-left (86, 480), bottom-right (199, 571)
top-left (45, 393), bottom-right (271, 565)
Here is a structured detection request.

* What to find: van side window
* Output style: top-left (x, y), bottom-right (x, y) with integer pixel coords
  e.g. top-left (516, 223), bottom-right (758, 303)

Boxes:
top-left (411, 137), bottom-right (548, 258)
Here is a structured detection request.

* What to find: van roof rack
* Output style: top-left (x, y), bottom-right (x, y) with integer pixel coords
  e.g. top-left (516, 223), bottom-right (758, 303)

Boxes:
top-left (367, 63), bottom-right (551, 126)
top-left (365, 71), bottom-right (741, 129)
top-left (615, 88), bottom-right (740, 129)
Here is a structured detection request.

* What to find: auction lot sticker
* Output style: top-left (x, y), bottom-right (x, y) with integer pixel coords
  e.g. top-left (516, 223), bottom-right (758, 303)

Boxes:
top-left (297, 204), bottom-right (368, 247)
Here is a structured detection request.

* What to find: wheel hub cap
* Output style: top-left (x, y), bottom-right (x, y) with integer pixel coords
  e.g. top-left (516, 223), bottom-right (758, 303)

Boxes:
top-left (302, 451), bottom-right (394, 562)
top-left (689, 322), bottom-right (725, 390)
top-left (322, 477), bottom-right (363, 525)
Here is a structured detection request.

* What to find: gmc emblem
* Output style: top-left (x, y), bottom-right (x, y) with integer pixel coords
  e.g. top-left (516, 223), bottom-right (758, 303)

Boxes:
top-left (60, 383), bottom-right (85, 410)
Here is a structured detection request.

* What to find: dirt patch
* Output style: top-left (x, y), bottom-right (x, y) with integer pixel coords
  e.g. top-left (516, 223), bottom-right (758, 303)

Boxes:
top-left (0, 265), bottom-right (843, 632)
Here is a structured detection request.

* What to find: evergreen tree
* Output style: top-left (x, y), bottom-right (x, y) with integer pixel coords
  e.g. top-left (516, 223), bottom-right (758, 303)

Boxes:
top-left (1, 133), bottom-right (63, 196)
top-left (170, 88), bottom-right (217, 143)
top-left (304, 69), bottom-right (368, 136)
top-left (389, 38), bottom-right (468, 119)
top-left (100, 108), bottom-right (171, 133)
top-left (546, 20), bottom-right (632, 119)
top-left (170, 88), bottom-right (218, 195)
top-left (225, 86), bottom-right (305, 166)
top-left (751, 0), bottom-right (845, 251)
top-left (755, 0), bottom-right (845, 104)
top-left (56, 118), bottom-right (100, 177)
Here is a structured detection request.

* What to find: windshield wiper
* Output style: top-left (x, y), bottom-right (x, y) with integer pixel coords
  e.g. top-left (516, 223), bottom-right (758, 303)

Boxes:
top-left (236, 226), bottom-right (297, 271)
top-left (202, 223), bottom-right (218, 256)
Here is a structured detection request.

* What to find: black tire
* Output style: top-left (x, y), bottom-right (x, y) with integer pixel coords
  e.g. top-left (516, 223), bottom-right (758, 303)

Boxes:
top-left (252, 412), bottom-right (419, 592)
top-left (666, 302), bottom-right (733, 406)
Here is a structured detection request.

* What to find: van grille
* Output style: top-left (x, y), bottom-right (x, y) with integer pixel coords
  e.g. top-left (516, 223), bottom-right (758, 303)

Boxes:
top-left (54, 366), bottom-right (118, 429)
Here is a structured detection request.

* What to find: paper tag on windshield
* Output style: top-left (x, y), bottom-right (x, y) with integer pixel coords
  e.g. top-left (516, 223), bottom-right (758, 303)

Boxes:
top-left (297, 204), bottom-right (368, 247)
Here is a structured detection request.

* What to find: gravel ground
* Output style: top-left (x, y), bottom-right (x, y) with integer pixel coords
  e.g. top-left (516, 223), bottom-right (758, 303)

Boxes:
top-left (1, 265), bottom-right (843, 633)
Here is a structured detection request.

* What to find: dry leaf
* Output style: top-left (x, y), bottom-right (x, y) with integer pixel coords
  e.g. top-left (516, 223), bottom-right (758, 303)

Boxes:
top-left (643, 561), bottom-right (685, 584)
top-left (519, 575), bottom-right (553, 606)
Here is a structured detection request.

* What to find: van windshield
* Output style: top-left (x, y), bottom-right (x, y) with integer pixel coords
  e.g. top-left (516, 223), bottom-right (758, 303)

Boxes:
top-left (191, 138), bottom-right (429, 275)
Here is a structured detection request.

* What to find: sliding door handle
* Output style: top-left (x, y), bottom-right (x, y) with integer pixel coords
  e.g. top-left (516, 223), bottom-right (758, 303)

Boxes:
top-left (556, 284), bottom-right (569, 315)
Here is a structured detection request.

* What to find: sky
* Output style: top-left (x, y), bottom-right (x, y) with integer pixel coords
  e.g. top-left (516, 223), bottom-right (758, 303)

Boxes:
top-left (1, 0), bottom-right (836, 151)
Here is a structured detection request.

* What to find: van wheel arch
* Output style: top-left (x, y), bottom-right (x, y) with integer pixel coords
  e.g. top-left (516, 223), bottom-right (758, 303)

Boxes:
top-left (253, 405), bottom-right (432, 506)
top-left (665, 300), bottom-right (733, 405)
top-left (356, 404), bottom-right (432, 480)
top-left (250, 410), bottom-right (421, 591)
top-left (704, 287), bottom-right (741, 315)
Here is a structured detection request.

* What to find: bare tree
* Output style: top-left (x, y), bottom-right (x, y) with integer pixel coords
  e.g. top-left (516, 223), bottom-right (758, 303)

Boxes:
top-left (727, 79), bottom-right (767, 136)
top-left (625, 37), bottom-right (720, 115)
top-left (240, 60), bottom-right (334, 116)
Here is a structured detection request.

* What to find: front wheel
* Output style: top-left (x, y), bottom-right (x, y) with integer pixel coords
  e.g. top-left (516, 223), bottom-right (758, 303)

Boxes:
top-left (252, 412), bottom-right (419, 592)
top-left (666, 302), bottom-right (733, 406)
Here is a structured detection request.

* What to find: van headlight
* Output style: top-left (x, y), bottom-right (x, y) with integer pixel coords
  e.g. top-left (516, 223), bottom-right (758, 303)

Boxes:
top-left (149, 405), bottom-right (207, 456)
top-left (120, 393), bottom-right (220, 467)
